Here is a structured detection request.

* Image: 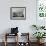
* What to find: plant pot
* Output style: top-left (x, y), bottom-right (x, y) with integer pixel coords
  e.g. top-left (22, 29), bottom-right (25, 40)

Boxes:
top-left (37, 39), bottom-right (45, 44)
top-left (40, 38), bottom-right (45, 43)
top-left (37, 39), bottom-right (40, 43)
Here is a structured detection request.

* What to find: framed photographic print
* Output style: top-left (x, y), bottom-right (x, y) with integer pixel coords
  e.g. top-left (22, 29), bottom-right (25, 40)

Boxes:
top-left (37, 0), bottom-right (46, 19)
top-left (36, 0), bottom-right (46, 26)
top-left (10, 7), bottom-right (26, 20)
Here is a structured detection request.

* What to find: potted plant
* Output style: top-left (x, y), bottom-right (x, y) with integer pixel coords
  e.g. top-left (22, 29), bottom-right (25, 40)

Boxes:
top-left (33, 32), bottom-right (46, 43)
top-left (32, 24), bottom-right (45, 30)
top-left (32, 25), bottom-right (39, 30)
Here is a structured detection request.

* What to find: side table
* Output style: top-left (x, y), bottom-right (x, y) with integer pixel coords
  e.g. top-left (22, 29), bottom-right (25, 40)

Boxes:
top-left (4, 33), bottom-right (18, 46)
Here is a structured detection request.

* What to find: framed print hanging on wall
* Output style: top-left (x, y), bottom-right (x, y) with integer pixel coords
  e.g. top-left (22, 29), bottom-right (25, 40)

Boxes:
top-left (37, 0), bottom-right (46, 19)
top-left (10, 7), bottom-right (26, 20)
top-left (36, 0), bottom-right (46, 26)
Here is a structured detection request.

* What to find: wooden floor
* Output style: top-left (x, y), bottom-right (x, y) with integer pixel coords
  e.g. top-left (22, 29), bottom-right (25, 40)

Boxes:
top-left (0, 42), bottom-right (46, 46)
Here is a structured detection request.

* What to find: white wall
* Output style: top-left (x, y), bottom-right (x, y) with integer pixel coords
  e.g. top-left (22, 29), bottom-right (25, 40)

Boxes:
top-left (0, 0), bottom-right (37, 42)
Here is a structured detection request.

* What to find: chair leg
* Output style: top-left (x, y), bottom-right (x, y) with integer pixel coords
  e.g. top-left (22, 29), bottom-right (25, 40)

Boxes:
top-left (4, 33), bottom-right (7, 46)
top-left (4, 41), bottom-right (7, 46)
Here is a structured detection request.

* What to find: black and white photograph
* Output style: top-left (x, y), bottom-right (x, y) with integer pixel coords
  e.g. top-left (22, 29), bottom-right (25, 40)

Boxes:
top-left (10, 7), bottom-right (26, 20)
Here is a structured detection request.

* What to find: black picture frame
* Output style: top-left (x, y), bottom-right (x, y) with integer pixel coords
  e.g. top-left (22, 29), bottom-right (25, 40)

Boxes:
top-left (10, 7), bottom-right (26, 20)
